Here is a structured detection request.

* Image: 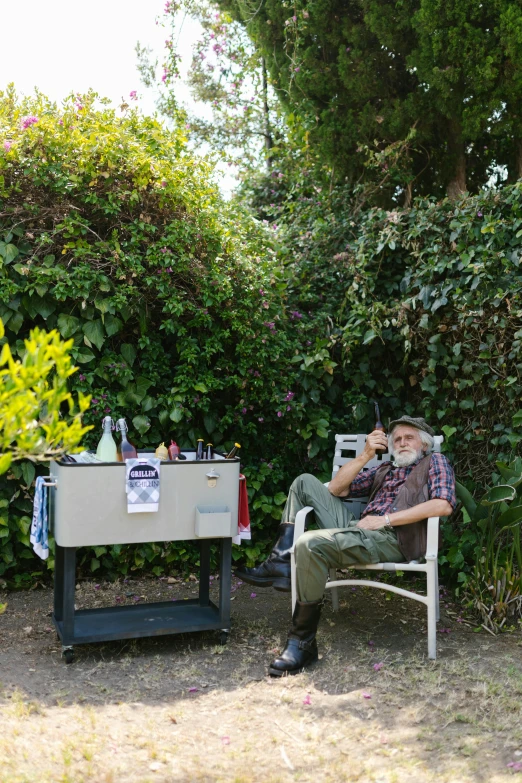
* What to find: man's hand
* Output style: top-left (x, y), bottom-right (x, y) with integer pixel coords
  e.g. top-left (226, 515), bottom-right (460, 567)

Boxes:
top-left (362, 430), bottom-right (388, 461)
top-left (356, 515), bottom-right (387, 530)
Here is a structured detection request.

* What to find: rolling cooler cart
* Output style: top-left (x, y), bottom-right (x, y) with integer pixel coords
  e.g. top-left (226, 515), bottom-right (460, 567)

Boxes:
top-left (47, 451), bottom-right (240, 663)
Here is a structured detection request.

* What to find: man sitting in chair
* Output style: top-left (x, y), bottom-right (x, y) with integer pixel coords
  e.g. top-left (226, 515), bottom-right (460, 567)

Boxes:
top-left (235, 416), bottom-right (456, 676)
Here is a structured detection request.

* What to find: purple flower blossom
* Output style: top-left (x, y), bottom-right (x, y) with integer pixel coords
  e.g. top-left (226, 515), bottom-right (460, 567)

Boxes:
top-left (290, 310), bottom-right (303, 320)
top-left (263, 321), bottom-right (276, 332)
top-left (21, 115), bottom-right (38, 130)
top-left (477, 211), bottom-right (483, 217)
top-left (295, 67), bottom-right (300, 72)
top-left (258, 417), bottom-right (264, 422)
top-left (277, 411), bottom-right (282, 417)
top-left (91, 398), bottom-right (99, 404)
top-left (161, 247), bottom-right (168, 253)
top-left (79, 374), bottom-right (86, 381)
top-left (104, 407), bottom-right (111, 413)
top-left (241, 407), bottom-right (247, 414)
top-left (373, 662), bottom-right (384, 671)
top-left (286, 405), bottom-right (291, 411)
top-left (129, 90), bottom-right (137, 100)
top-left (259, 288), bottom-right (265, 295)
top-left (303, 694), bottom-right (312, 705)
top-left (363, 692), bottom-right (372, 699)
top-left (284, 391), bottom-right (295, 401)
top-left (3, 141), bottom-right (12, 151)
top-left (250, 592), bottom-right (257, 598)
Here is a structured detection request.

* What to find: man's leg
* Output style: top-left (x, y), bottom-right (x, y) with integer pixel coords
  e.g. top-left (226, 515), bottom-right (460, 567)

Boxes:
top-left (235, 474), bottom-right (353, 591)
top-left (268, 526), bottom-right (403, 676)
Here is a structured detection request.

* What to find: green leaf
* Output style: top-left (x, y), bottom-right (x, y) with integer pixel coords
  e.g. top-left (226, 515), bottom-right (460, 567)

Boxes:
top-left (512, 410), bottom-right (522, 429)
top-left (170, 406), bottom-right (183, 423)
top-left (57, 314), bottom-right (81, 339)
top-left (104, 314), bottom-right (122, 337)
top-left (2, 244), bottom-right (19, 264)
top-left (132, 415), bottom-right (151, 435)
top-left (481, 485), bottom-right (516, 506)
top-left (441, 425), bottom-right (457, 439)
top-left (74, 347), bottom-right (95, 363)
top-left (158, 409), bottom-right (171, 428)
top-left (203, 414), bottom-right (216, 434)
top-left (20, 461), bottom-right (35, 487)
top-left (7, 311), bottom-right (23, 334)
top-left (0, 453), bottom-right (12, 475)
top-left (273, 492), bottom-right (287, 506)
top-left (83, 319), bottom-right (105, 351)
top-left (194, 382), bottom-right (208, 393)
top-left (362, 329), bottom-right (376, 345)
top-left (121, 343), bottom-right (137, 367)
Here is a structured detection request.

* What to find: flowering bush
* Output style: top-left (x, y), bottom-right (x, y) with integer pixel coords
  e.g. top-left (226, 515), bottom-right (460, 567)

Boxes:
top-left (0, 87), bottom-right (338, 582)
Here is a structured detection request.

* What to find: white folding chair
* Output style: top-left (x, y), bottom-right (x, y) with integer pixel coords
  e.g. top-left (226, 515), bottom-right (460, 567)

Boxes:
top-left (290, 434), bottom-right (443, 659)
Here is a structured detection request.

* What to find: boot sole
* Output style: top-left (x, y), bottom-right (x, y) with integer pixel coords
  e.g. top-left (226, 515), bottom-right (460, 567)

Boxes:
top-left (234, 573), bottom-right (291, 591)
top-left (268, 657), bottom-right (318, 678)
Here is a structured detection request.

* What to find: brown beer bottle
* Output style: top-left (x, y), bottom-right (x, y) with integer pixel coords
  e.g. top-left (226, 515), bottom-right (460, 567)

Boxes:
top-left (205, 443), bottom-right (213, 460)
top-left (374, 402), bottom-right (388, 455)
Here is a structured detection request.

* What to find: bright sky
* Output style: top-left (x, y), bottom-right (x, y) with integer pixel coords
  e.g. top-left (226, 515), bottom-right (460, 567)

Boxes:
top-left (0, 0), bottom-right (234, 192)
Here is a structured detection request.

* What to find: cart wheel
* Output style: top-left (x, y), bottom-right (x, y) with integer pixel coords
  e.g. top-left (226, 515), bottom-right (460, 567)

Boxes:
top-left (218, 631), bottom-right (229, 646)
top-left (63, 648), bottom-right (74, 664)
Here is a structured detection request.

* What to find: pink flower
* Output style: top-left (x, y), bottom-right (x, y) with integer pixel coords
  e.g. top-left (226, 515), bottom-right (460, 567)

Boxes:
top-left (3, 141), bottom-right (12, 151)
top-left (242, 407), bottom-right (247, 414)
top-left (286, 405), bottom-right (291, 411)
top-left (188, 687), bottom-right (199, 693)
top-left (250, 592), bottom-right (257, 598)
top-left (277, 411), bottom-right (282, 418)
top-left (129, 90), bottom-right (137, 100)
top-left (161, 247), bottom-right (168, 253)
top-left (292, 15), bottom-right (297, 21)
top-left (258, 417), bottom-right (264, 422)
top-left (221, 736), bottom-right (230, 745)
top-left (21, 115), bottom-right (38, 130)
top-left (295, 67), bottom-right (300, 72)
top-left (373, 662), bottom-right (384, 671)
top-left (303, 694), bottom-right (311, 705)
top-left (362, 692), bottom-right (371, 699)
top-left (284, 391), bottom-right (295, 401)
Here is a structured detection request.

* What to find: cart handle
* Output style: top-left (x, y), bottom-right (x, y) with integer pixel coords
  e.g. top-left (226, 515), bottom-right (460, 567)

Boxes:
top-left (42, 479), bottom-right (58, 488)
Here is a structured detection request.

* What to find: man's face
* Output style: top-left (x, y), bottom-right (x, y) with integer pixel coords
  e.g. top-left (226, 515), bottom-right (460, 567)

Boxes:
top-left (390, 425), bottom-right (425, 467)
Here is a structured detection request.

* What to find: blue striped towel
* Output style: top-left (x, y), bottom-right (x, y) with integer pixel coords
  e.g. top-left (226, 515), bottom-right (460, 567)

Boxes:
top-left (30, 476), bottom-right (49, 560)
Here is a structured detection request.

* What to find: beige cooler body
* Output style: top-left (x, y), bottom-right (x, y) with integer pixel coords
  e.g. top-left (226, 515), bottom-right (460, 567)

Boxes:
top-left (49, 454), bottom-right (240, 547)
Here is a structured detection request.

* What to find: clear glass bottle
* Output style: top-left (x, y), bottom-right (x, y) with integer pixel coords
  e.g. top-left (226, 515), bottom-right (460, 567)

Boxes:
top-left (225, 442), bottom-right (241, 460)
top-left (196, 438), bottom-right (204, 460)
top-left (115, 418), bottom-right (138, 462)
top-left (96, 416), bottom-right (117, 462)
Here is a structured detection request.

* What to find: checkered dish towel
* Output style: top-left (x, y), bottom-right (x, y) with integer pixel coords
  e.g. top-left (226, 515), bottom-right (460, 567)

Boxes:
top-left (125, 458), bottom-right (161, 513)
top-left (30, 476), bottom-right (49, 560)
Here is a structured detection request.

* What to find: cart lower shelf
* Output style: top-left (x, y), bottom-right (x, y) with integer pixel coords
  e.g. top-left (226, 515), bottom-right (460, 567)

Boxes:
top-left (54, 598), bottom-right (226, 645)
top-left (52, 539), bottom-right (232, 662)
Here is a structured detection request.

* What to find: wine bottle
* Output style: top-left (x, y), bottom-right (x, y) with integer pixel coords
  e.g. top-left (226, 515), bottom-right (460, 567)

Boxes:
top-left (96, 416), bottom-right (117, 462)
top-left (115, 418), bottom-right (138, 462)
top-left (374, 402), bottom-right (388, 455)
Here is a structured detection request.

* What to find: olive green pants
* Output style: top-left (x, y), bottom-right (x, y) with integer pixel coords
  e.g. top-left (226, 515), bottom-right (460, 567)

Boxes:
top-left (282, 474), bottom-right (404, 602)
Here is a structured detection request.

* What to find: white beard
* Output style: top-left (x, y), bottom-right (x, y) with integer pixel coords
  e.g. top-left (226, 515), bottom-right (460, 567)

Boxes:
top-left (393, 448), bottom-right (424, 468)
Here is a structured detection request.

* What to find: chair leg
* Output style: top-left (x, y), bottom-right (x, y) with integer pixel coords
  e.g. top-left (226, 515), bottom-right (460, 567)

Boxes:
top-left (329, 568), bottom-right (339, 612)
top-left (291, 550), bottom-right (297, 614)
top-left (435, 562), bottom-right (440, 621)
top-left (426, 560), bottom-right (437, 660)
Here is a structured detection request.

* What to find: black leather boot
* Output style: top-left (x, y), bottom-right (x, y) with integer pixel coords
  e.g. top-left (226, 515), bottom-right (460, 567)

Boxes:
top-left (269, 600), bottom-right (322, 677)
top-left (234, 523), bottom-right (294, 592)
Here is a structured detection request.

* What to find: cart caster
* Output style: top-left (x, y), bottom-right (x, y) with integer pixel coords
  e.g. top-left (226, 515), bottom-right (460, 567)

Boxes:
top-left (218, 631), bottom-right (229, 646)
top-left (62, 647), bottom-right (74, 664)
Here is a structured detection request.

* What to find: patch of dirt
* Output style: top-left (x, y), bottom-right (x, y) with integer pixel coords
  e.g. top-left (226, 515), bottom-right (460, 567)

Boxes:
top-left (1, 573), bottom-right (522, 782)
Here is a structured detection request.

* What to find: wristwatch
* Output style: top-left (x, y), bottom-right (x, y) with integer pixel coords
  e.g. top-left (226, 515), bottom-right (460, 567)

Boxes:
top-left (384, 514), bottom-right (392, 527)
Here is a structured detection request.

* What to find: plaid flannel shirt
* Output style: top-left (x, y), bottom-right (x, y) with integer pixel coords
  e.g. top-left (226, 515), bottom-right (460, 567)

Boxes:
top-left (347, 452), bottom-right (456, 517)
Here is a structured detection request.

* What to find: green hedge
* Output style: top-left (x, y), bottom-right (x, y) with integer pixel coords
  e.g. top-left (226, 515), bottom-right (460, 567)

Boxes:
top-left (0, 88), bottom-right (344, 584)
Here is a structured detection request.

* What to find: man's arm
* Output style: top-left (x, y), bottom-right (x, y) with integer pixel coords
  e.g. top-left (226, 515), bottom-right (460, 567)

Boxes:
top-left (357, 498), bottom-right (453, 530)
top-left (329, 430), bottom-right (388, 497)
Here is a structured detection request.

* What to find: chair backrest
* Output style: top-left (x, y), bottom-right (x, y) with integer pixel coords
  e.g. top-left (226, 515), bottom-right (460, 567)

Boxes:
top-left (332, 433), bottom-right (443, 517)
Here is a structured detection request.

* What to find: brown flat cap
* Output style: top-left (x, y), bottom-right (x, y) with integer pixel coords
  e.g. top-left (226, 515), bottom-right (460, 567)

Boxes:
top-left (388, 415), bottom-right (435, 437)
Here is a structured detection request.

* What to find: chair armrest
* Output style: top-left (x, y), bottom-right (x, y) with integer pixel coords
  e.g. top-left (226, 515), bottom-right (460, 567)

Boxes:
top-left (425, 516), bottom-right (440, 559)
top-left (293, 506), bottom-right (315, 550)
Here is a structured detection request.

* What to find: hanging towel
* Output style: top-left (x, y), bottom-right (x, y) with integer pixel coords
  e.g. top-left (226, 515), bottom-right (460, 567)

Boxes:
top-left (125, 457), bottom-right (161, 513)
top-left (30, 476), bottom-right (49, 560)
top-left (233, 474), bottom-right (251, 545)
